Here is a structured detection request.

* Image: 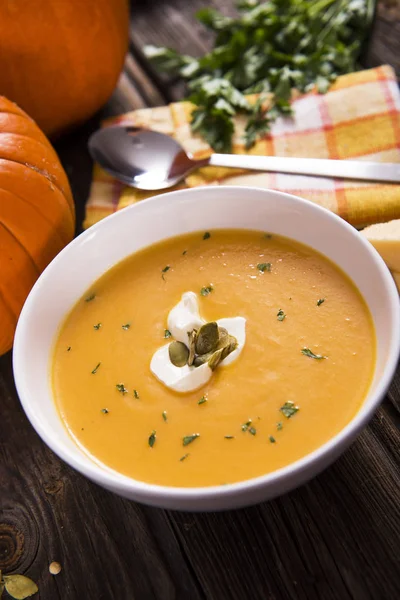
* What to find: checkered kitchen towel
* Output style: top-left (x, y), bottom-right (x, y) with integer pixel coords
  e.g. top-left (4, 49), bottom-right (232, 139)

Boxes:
top-left (85, 65), bottom-right (400, 229)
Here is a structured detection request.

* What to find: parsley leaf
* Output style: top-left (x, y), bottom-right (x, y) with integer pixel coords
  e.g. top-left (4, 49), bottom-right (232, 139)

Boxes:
top-left (280, 401), bottom-right (300, 418)
top-left (200, 285), bottom-right (214, 296)
top-left (148, 430), bottom-right (156, 448)
top-left (144, 1), bottom-right (376, 152)
top-left (257, 262), bottom-right (271, 273)
top-left (183, 433), bottom-right (200, 446)
top-left (277, 309), bottom-right (286, 321)
top-left (301, 348), bottom-right (327, 359)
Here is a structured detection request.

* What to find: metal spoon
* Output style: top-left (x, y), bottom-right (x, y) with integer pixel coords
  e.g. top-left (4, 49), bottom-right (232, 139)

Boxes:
top-left (88, 125), bottom-right (400, 190)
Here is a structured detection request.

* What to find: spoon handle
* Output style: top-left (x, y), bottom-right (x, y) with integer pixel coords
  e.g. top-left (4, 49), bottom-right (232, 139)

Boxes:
top-left (209, 153), bottom-right (400, 183)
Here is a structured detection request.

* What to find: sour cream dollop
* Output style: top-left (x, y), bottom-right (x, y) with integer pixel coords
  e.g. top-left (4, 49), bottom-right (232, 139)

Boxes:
top-left (150, 292), bottom-right (246, 393)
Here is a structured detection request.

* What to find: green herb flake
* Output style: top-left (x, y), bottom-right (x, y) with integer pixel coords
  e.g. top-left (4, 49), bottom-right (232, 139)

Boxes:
top-left (183, 433), bottom-right (200, 446)
top-left (301, 348), bottom-right (327, 360)
top-left (317, 298), bottom-right (325, 306)
top-left (164, 329), bottom-right (172, 338)
top-left (280, 401), bottom-right (300, 419)
top-left (257, 262), bottom-right (271, 273)
top-left (101, 408), bottom-right (109, 414)
top-left (198, 396), bottom-right (207, 405)
top-left (133, 389), bottom-right (140, 399)
top-left (277, 309), bottom-right (286, 321)
top-left (180, 453), bottom-right (190, 462)
top-left (116, 383), bottom-right (128, 394)
top-left (182, 250), bottom-right (187, 255)
top-left (277, 422), bottom-right (283, 431)
top-left (85, 293), bottom-right (96, 302)
top-left (264, 233), bottom-right (273, 239)
top-left (203, 231), bottom-right (211, 240)
top-left (200, 285), bottom-right (213, 296)
top-left (224, 435), bottom-right (235, 439)
top-left (241, 419), bottom-right (252, 432)
top-left (162, 410), bottom-right (168, 422)
top-left (149, 430), bottom-right (157, 448)
top-left (93, 323), bottom-right (102, 330)
top-left (91, 362), bottom-right (101, 374)
top-left (122, 323), bottom-right (131, 330)
top-left (269, 435), bottom-right (276, 444)
top-left (249, 426), bottom-right (257, 436)
top-left (67, 346), bottom-right (71, 352)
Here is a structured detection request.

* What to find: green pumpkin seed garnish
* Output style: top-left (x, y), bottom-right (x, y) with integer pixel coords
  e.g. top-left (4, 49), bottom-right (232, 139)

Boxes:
top-left (164, 329), bottom-right (172, 338)
top-left (169, 341), bottom-right (189, 367)
top-left (187, 329), bottom-right (198, 366)
top-left (195, 321), bottom-right (219, 355)
top-left (207, 347), bottom-right (224, 371)
top-left (3, 574), bottom-right (38, 600)
top-left (93, 323), bottom-right (102, 330)
top-left (162, 410), bottom-right (168, 422)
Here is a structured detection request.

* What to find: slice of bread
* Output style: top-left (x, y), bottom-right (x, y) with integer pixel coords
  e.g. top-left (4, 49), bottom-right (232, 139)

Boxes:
top-left (361, 220), bottom-right (400, 292)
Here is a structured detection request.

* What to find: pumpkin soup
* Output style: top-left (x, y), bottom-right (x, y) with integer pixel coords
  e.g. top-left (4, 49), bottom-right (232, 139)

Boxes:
top-left (52, 230), bottom-right (375, 487)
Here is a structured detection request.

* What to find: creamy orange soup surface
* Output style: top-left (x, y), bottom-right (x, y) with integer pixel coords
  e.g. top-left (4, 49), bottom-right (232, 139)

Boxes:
top-left (52, 229), bottom-right (375, 487)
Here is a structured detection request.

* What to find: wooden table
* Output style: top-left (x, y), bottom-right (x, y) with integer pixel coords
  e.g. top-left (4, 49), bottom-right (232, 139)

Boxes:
top-left (1, 2), bottom-right (399, 598)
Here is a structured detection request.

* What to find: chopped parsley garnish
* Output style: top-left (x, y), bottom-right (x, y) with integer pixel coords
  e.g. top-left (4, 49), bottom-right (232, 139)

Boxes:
top-left (162, 410), bottom-right (168, 422)
top-left (200, 285), bottom-right (213, 296)
top-left (161, 265), bottom-right (170, 280)
top-left (122, 323), bottom-right (131, 330)
top-left (198, 396), bottom-right (207, 405)
top-left (91, 362), bottom-right (101, 374)
top-left (148, 430), bottom-right (156, 448)
top-left (264, 233), bottom-right (273, 239)
top-left (257, 262), bottom-right (271, 273)
top-left (241, 419), bottom-right (252, 432)
top-left (280, 401), bottom-right (300, 418)
top-left (277, 422), bottom-right (283, 431)
top-left (67, 346), bottom-right (71, 352)
top-left (317, 298), bottom-right (325, 306)
top-left (93, 323), bottom-right (102, 330)
top-left (101, 408), bottom-right (109, 414)
top-left (116, 383), bottom-right (128, 394)
top-left (144, 2), bottom-right (375, 153)
top-left (133, 389), bottom-right (140, 399)
top-left (180, 453), bottom-right (189, 461)
top-left (301, 348), bottom-right (327, 360)
top-left (277, 309), bottom-right (286, 321)
top-left (164, 329), bottom-right (172, 338)
top-left (203, 231), bottom-right (211, 240)
top-left (182, 250), bottom-right (187, 255)
top-left (269, 435), bottom-right (276, 444)
top-left (85, 293), bottom-right (96, 302)
top-left (183, 433), bottom-right (200, 446)
top-left (224, 435), bottom-right (235, 439)
top-left (249, 426), bottom-right (257, 436)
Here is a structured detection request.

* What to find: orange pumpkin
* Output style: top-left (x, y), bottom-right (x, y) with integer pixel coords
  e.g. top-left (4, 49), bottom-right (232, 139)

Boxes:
top-left (0, 97), bottom-right (75, 355)
top-left (0, 0), bottom-right (129, 137)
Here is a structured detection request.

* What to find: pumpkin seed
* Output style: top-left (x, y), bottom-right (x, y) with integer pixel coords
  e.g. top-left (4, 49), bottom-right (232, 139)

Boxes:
top-left (208, 347), bottom-right (224, 371)
top-left (195, 322), bottom-right (219, 355)
top-left (169, 341), bottom-right (189, 367)
top-left (187, 329), bottom-right (198, 366)
top-left (3, 574), bottom-right (38, 599)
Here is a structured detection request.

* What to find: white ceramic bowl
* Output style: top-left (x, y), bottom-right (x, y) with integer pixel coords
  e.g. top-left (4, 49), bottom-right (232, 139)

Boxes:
top-left (13, 186), bottom-right (400, 511)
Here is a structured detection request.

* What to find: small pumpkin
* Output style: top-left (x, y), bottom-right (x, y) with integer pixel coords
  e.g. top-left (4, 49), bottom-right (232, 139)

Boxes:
top-left (0, 96), bottom-right (75, 355)
top-left (0, 0), bottom-right (129, 137)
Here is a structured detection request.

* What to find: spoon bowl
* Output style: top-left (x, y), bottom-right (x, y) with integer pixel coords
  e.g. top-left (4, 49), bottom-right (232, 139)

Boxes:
top-left (88, 126), bottom-right (207, 190)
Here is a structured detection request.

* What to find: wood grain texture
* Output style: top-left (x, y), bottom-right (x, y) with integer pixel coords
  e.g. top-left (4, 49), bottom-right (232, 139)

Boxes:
top-left (1, 1), bottom-right (400, 598)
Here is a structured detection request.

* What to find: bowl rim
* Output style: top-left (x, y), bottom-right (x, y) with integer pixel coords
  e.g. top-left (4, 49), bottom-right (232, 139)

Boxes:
top-left (13, 185), bottom-right (400, 505)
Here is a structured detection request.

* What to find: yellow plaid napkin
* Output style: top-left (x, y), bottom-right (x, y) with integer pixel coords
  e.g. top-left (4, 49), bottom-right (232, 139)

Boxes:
top-left (85, 65), bottom-right (400, 229)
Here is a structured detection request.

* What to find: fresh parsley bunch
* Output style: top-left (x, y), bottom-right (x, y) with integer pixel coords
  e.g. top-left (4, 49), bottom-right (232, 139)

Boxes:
top-left (145, 0), bottom-right (376, 152)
